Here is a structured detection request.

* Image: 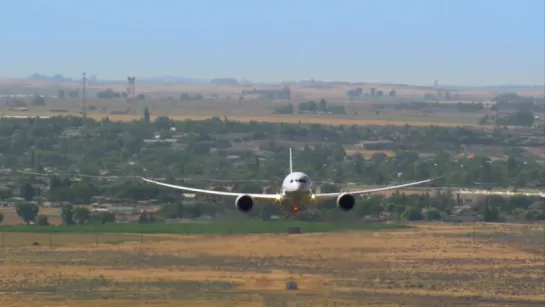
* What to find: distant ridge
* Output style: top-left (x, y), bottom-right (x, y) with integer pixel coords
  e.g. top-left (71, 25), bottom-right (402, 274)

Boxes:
top-left (27, 73), bottom-right (210, 85)
top-left (19, 73), bottom-right (545, 92)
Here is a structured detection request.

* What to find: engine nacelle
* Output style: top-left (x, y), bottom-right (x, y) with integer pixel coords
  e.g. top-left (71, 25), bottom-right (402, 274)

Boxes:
top-left (235, 194), bottom-right (254, 213)
top-left (336, 193), bottom-right (356, 211)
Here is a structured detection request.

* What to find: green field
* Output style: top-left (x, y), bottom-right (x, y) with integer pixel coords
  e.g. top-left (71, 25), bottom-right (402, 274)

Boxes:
top-left (0, 220), bottom-right (409, 234)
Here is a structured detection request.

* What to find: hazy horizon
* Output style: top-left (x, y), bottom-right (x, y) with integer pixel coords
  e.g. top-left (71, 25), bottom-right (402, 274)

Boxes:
top-left (2, 0), bottom-right (544, 86)
top-left (7, 74), bottom-right (545, 89)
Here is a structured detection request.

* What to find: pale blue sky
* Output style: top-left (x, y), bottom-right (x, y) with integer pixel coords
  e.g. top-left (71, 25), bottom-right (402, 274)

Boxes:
top-left (1, 0), bottom-right (544, 86)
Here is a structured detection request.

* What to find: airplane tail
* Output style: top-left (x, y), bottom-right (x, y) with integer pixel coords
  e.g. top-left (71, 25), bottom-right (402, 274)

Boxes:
top-left (289, 148), bottom-right (293, 173)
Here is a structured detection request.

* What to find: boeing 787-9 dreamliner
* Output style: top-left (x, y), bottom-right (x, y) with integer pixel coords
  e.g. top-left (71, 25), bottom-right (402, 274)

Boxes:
top-left (141, 148), bottom-right (437, 214)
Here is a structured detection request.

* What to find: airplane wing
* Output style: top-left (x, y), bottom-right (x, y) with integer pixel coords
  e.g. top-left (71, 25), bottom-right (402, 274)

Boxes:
top-left (141, 177), bottom-right (280, 202)
top-left (314, 178), bottom-right (438, 200)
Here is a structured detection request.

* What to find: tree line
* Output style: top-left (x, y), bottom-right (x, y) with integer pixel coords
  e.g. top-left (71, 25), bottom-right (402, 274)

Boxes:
top-left (0, 114), bottom-right (544, 193)
top-left (274, 99), bottom-right (346, 115)
top-left (2, 189), bottom-right (543, 226)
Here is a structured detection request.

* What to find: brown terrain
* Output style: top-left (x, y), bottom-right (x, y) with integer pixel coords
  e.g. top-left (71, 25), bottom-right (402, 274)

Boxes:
top-left (4, 78), bottom-right (543, 128)
top-left (5, 78), bottom-right (534, 98)
top-left (0, 223), bottom-right (543, 306)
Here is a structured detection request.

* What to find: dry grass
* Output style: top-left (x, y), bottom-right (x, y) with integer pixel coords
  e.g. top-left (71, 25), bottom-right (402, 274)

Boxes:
top-left (524, 147), bottom-right (545, 159)
top-left (1, 78), bottom-right (522, 99)
top-left (0, 223), bottom-right (543, 306)
top-left (457, 153), bottom-right (508, 161)
top-left (344, 148), bottom-right (440, 159)
top-left (6, 78), bottom-right (541, 104)
top-left (344, 148), bottom-right (396, 158)
top-left (5, 111), bottom-right (476, 127)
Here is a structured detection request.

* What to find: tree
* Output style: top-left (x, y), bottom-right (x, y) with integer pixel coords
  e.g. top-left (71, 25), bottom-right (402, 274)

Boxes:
top-left (258, 204), bottom-right (282, 220)
top-left (143, 107), bottom-right (151, 124)
top-left (16, 202), bottom-right (39, 224)
top-left (479, 198), bottom-right (500, 222)
top-left (506, 195), bottom-right (532, 212)
top-left (355, 195), bottom-right (384, 217)
top-left (158, 203), bottom-right (183, 219)
top-left (60, 204), bottom-right (75, 225)
top-left (482, 205), bottom-right (500, 222)
top-left (496, 111), bottom-right (535, 126)
top-left (478, 115), bottom-right (489, 125)
top-left (526, 210), bottom-right (545, 221)
top-left (90, 211), bottom-right (116, 224)
top-left (96, 89), bottom-right (121, 99)
top-left (71, 181), bottom-right (97, 204)
top-left (20, 183), bottom-right (36, 201)
top-left (47, 177), bottom-right (73, 202)
top-left (425, 208), bottom-right (442, 221)
top-left (36, 214), bottom-right (49, 225)
top-left (318, 99), bottom-right (327, 111)
top-left (506, 155), bottom-right (517, 171)
top-left (232, 182), bottom-right (262, 194)
top-left (274, 104), bottom-right (294, 114)
top-left (73, 206), bottom-right (91, 225)
top-left (30, 150), bottom-right (36, 169)
top-left (138, 210), bottom-right (156, 223)
top-left (353, 154), bottom-right (364, 175)
top-left (482, 195), bottom-right (506, 212)
top-left (183, 205), bottom-right (202, 218)
top-left (32, 95), bottom-right (46, 106)
top-left (0, 189), bottom-right (12, 200)
top-left (403, 207), bottom-right (424, 221)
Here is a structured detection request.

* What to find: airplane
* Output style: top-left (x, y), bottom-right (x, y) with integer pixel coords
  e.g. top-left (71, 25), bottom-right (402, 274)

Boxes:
top-left (141, 148), bottom-right (437, 214)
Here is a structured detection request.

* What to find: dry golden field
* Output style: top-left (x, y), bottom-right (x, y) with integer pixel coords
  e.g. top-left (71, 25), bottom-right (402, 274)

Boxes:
top-left (4, 78), bottom-right (533, 100)
top-left (4, 111), bottom-right (475, 127)
top-left (1, 78), bottom-right (503, 127)
top-left (524, 147), bottom-right (545, 159)
top-left (344, 148), bottom-right (396, 158)
top-left (0, 223), bottom-right (543, 306)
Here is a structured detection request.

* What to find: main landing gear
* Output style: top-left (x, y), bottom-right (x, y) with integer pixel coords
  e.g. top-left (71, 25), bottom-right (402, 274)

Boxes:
top-left (283, 205), bottom-right (302, 234)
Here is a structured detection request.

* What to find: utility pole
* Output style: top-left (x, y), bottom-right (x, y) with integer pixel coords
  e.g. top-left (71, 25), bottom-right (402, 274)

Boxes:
top-left (82, 72), bottom-right (87, 120)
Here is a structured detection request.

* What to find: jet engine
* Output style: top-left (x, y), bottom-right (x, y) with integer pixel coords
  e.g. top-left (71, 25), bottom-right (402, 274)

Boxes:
top-left (235, 194), bottom-right (254, 213)
top-left (336, 193), bottom-right (355, 211)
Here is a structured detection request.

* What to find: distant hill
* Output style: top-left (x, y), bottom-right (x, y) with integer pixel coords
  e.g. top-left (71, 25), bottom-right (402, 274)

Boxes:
top-left (19, 73), bottom-right (545, 94)
top-left (27, 73), bottom-right (210, 85)
top-left (470, 85), bottom-right (545, 93)
top-left (210, 78), bottom-right (239, 85)
top-left (432, 84), bottom-right (544, 93)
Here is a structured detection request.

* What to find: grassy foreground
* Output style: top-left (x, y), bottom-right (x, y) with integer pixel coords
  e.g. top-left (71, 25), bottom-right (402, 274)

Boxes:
top-left (1, 223), bottom-right (543, 306)
top-left (0, 220), bottom-right (409, 234)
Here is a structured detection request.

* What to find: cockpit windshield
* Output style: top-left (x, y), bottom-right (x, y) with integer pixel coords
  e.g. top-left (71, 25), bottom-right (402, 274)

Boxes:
top-left (290, 177), bottom-right (308, 184)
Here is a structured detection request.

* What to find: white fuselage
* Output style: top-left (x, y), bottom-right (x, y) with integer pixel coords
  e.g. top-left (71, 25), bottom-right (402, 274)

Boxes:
top-left (279, 171), bottom-right (314, 212)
